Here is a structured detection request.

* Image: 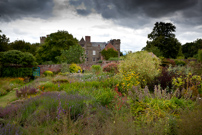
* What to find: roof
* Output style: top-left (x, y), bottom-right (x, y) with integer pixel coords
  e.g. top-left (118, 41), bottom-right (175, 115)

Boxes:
top-left (104, 43), bottom-right (118, 51)
top-left (91, 42), bottom-right (106, 50)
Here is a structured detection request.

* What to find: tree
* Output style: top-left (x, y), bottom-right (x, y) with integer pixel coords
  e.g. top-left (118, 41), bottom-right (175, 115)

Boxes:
top-left (143, 22), bottom-right (182, 58)
top-left (0, 30), bottom-right (10, 52)
top-left (36, 30), bottom-right (79, 64)
top-left (101, 48), bottom-right (118, 60)
top-left (9, 40), bottom-right (39, 55)
top-left (56, 45), bottom-right (85, 64)
top-left (182, 39), bottom-right (202, 58)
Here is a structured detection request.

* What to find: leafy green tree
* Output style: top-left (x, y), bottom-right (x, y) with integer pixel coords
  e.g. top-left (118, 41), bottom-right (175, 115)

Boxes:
top-left (142, 46), bottom-right (163, 57)
top-left (36, 30), bottom-right (79, 64)
top-left (143, 22), bottom-right (182, 58)
top-left (101, 48), bottom-right (118, 60)
top-left (9, 40), bottom-right (39, 55)
top-left (56, 44), bottom-right (85, 64)
top-left (0, 30), bottom-right (10, 52)
top-left (1, 50), bottom-right (37, 66)
top-left (182, 39), bottom-right (202, 58)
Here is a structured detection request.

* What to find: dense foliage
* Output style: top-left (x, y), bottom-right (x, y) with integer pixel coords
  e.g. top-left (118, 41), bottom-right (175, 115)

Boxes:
top-left (36, 31), bottom-right (79, 64)
top-left (103, 63), bottom-right (118, 73)
top-left (197, 49), bottom-right (202, 63)
top-left (56, 44), bottom-right (85, 64)
top-left (91, 65), bottom-right (102, 74)
top-left (0, 30), bottom-right (9, 52)
top-left (69, 63), bottom-right (82, 73)
top-left (9, 40), bottom-right (40, 56)
top-left (101, 48), bottom-right (118, 60)
top-left (43, 71), bottom-right (53, 76)
top-left (182, 39), bottom-right (202, 58)
top-left (143, 22), bottom-right (182, 58)
top-left (1, 50), bottom-right (37, 66)
top-left (0, 67), bottom-right (33, 77)
top-left (118, 51), bottom-right (161, 87)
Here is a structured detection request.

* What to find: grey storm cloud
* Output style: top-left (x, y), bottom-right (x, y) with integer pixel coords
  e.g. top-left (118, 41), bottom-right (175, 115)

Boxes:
top-left (0, 0), bottom-right (54, 22)
top-left (69, 0), bottom-right (202, 26)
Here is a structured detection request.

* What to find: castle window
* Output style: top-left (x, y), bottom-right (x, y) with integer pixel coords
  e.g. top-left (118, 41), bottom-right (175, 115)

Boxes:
top-left (86, 51), bottom-right (88, 55)
top-left (93, 50), bottom-right (96, 55)
top-left (87, 58), bottom-right (88, 61)
top-left (93, 57), bottom-right (95, 61)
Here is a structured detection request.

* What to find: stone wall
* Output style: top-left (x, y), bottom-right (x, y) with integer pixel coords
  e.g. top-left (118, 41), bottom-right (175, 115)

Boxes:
top-left (38, 61), bottom-right (117, 75)
top-left (38, 64), bottom-right (62, 75)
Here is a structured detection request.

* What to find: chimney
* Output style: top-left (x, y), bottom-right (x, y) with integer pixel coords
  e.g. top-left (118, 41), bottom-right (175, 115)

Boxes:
top-left (85, 36), bottom-right (91, 43)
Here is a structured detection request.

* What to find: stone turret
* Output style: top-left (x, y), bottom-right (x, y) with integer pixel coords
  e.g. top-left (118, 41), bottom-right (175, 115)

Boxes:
top-left (110, 39), bottom-right (121, 57)
top-left (79, 37), bottom-right (86, 47)
top-left (40, 36), bottom-right (46, 44)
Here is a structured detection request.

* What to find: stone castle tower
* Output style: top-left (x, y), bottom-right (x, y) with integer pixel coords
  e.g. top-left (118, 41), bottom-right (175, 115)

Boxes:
top-left (109, 39), bottom-right (121, 57)
top-left (40, 36), bottom-right (46, 44)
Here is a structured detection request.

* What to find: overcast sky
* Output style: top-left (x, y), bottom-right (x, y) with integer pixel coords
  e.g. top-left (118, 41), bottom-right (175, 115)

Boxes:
top-left (0, 0), bottom-right (202, 52)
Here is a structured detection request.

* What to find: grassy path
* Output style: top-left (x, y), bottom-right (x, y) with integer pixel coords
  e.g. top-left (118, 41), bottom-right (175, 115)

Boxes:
top-left (0, 90), bottom-right (17, 108)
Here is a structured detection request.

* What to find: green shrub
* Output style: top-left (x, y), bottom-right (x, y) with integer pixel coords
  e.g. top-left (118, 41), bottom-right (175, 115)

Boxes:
top-left (21, 52), bottom-right (38, 66)
top-left (108, 57), bottom-right (119, 61)
top-left (61, 63), bottom-right (69, 73)
top-left (94, 88), bottom-right (116, 106)
top-left (1, 50), bottom-right (37, 66)
top-left (91, 65), bottom-right (102, 74)
top-left (43, 71), bottom-right (53, 76)
top-left (167, 65), bottom-right (193, 77)
top-left (118, 51), bottom-right (161, 87)
top-left (0, 88), bottom-right (8, 96)
top-left (101, 48), bottom-right (118, 60)
top-left (69, 63), bottom-right (82, 73)
top-left (1, 50), bottom-right (24, 65)
top-left (197, 49), bottom-right (202, 62)
top-left (58, 72), bottom-right (70, 76)
top-left (1, 67), bottom-right (33, 77)
top-left (174, 60), bottom-right (186, 66)
top-left (97, 60), bottom-right (103, 63)
top-left (39, 82), bottom-right (59, 92)
top-left (176, 56), bottom-right (185, 59)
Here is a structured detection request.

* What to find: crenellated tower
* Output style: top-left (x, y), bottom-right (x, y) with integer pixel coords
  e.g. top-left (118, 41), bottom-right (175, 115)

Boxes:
top-left (110, 39), bottom-right (121, 57)
top-left (40, 36), bottom-right (46, 44)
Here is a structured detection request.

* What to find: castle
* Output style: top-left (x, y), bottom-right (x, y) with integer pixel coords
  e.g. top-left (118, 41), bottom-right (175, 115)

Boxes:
top-left (40, 36), bottom-right (121, 64)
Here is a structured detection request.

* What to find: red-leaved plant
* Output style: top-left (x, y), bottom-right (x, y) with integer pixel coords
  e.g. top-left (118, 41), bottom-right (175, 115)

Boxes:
top-left (103, 63), bottom-right (118, 73)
